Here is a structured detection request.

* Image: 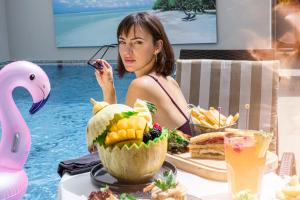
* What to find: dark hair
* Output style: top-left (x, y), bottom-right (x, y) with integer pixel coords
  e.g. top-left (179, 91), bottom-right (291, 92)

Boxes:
top-left (116, 12), bottom-right (174, 78)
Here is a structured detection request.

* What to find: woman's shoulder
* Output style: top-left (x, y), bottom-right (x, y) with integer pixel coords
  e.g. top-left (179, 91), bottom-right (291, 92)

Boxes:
top-left (126, 75), bottom-right (160, 106)
top-left (129, 75), bottom-right (155, 90)
top-left (167, 76), bottom-right (180, 88)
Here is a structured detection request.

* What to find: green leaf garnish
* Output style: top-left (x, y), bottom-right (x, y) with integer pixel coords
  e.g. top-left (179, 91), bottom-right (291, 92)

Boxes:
top-left (120, 111), bottom-right (138, 118)
top-left (100, 185), bottom-right (109, 192)
top-left (144, 100), bottom-right (157, 114)
top-left (233, 190), bottom-right (257, 200)
top-left (168, 129), bottom-right (189, 144)
top-left (154, 170), bottom-right (177, 191)
top-left (167, 129), bottom-right (190, 153)
top-left (120, 193), bottom-right (137, 200)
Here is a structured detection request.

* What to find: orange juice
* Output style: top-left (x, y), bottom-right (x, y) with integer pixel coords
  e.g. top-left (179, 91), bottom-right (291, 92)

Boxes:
top-left (224, 131), bottom-right (272, 198)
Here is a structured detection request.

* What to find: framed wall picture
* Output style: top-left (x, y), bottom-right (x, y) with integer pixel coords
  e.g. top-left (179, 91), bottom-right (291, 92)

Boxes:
top-left (52, 0), bottom-right (217, 47)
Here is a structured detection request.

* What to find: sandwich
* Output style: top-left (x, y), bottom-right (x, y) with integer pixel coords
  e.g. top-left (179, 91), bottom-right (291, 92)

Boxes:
top-left (189, 132), bottom-right (227, 160)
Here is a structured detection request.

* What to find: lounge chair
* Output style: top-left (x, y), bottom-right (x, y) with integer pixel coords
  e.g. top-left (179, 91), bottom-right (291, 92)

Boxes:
top-left (176, 49), bottom-right (297, 176)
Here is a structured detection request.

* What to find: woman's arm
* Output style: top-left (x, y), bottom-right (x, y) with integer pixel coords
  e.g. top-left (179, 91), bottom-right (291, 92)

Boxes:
top-left (95, 59), bottom-right (117, 104)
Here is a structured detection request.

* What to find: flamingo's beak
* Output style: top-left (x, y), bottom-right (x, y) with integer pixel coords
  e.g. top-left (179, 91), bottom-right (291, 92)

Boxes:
top-left (29, 93), bottom-right (50, 114)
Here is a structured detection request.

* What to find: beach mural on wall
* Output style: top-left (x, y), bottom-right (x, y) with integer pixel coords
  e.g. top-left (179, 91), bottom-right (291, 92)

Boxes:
top-left (52, 0), bottom-right (217, 47)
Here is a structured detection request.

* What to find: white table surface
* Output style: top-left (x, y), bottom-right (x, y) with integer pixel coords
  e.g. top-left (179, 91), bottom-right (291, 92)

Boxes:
top-left (57, 169), bottom-right (284, 200)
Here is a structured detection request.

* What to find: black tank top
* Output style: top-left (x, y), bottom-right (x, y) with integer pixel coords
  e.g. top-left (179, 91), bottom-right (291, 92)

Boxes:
top-left (147, 75), bottom-right (192, 135)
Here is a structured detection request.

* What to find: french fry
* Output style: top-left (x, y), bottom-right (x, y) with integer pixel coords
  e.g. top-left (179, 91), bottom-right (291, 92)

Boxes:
top-left (190, 106), bottom-right (240, 129)
top-left (197, 112), bottom-right (206, 120)
top-left (199, 119), bottom-right (214, 128)
top-left (282, 185), bottom-right (300, 197)
top-left (232, 113), bottom-right (240, 123)
top-left (213, 124), bottom-right (219, 129)
top-left (191, 108), bottom-right (200, 118)
top-left (226, 115), bottom-right (233, 126)
top-left (203, 110), bottom-right (217, 125)
top-left (276, 175), bottom-right (300, 200)
top-left (191, 116), bottom-right (201, 124)
top-left (213, 109), bottom-right (227, 126)
top-left (197, 106), bottom-right (207, 115)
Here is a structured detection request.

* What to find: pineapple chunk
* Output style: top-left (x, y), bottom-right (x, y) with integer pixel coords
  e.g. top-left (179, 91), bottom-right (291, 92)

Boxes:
top-left (104, 136), bottom-right (111, 145)
top-left (117, 118), bottom-right (128, 130)
top-left (105, 131), bottom-right (119, 145)
top-left (110, 124), bottom-right (118, 132)
top-left (118, 129), bottom-right (127, 139)
top-left (127, 116), bottom-right (137, 129)
top-left (127, 129), bottom-right (136, 139)
top-left (134, 107), bottom-right (148, 113)
top-left (136, 130), bottom-right (144, 139)
top-left (135, 117), bottom-right (147, 130)
top-left (137, 112), bottom-right (152, 124)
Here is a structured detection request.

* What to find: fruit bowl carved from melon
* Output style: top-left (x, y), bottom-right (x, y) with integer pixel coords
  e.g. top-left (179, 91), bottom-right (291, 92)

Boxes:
top-left (97, 129), bottom-right (168, 184)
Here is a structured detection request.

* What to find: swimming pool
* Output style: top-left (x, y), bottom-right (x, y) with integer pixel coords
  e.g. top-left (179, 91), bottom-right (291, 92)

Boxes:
top-left (6, 63), bottom-right (134, 199)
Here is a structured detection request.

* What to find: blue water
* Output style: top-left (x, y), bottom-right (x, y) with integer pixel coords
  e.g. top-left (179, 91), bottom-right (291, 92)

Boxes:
top-left (7, 64), bottom-right (134, 199)
top-left (54, 8), bottom-right (217, 47)
top-left (54, 8), bottom-right (150, 47)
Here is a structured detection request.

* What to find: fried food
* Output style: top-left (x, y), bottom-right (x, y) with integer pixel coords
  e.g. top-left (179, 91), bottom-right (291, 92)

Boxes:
top-left (190, 106), bottom-right (239, 129)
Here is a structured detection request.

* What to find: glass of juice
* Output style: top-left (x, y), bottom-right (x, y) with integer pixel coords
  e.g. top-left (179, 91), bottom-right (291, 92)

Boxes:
top-left (224, 130), bottom-right (273, 199)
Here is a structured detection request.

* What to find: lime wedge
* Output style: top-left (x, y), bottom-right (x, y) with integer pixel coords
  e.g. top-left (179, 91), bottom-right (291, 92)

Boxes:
top-left (254, 131), bottom-right (273, 157)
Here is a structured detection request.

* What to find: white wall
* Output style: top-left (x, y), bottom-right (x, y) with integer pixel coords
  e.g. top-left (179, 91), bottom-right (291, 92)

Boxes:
top-left (0, 0), bottom-right (9, 61)
top-left (4, 0), bottom-right (272, 61)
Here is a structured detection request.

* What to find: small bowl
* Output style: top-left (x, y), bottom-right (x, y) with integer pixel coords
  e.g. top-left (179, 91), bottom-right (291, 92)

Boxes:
top-left (189, 121), bottom-right (236, 136)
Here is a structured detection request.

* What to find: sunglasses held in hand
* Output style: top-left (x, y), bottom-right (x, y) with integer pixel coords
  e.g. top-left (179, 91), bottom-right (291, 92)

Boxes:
top-left (87, 44), bottom-right (117, 70)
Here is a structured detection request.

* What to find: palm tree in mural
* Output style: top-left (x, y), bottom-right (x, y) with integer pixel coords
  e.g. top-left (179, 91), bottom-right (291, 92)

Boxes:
top-left (153, 0), bottom-right (216, 21)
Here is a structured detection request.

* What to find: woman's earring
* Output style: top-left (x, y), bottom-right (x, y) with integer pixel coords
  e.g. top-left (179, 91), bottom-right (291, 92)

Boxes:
top-left (155, 54), bottom-right (157, 63)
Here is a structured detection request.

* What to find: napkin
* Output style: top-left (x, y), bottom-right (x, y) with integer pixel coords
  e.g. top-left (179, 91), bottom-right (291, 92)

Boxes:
top-left (57, 152), bottom-right (100, 177)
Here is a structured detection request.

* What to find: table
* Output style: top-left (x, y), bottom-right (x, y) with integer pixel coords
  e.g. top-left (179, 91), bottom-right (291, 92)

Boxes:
top-left (57, 170), bottom-right (284, 200)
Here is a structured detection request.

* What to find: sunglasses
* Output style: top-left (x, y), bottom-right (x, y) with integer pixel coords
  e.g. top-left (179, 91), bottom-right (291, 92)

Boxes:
top-left (87, 44), bottom-right (118, 70)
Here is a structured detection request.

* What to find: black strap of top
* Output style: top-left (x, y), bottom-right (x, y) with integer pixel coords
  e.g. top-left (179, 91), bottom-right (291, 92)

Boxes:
top-left (147, 74), bottom-right (189, 121)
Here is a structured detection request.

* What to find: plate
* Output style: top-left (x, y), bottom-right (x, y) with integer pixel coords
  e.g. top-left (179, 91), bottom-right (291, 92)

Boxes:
top-left (90, 161), bottom-right (177, 193)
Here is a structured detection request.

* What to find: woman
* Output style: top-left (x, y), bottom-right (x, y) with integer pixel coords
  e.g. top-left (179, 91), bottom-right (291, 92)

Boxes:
top-left (95, 12), bottom-right (191, 135)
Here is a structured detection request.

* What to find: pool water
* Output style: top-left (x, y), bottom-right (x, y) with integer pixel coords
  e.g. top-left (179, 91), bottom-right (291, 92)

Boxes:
top-left (6, 64), bottom-right (134, 199)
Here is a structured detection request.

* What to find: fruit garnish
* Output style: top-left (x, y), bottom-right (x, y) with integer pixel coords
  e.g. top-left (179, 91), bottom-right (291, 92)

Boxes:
top-left (93, 111), bottom-right (139, 146)
top-left (233, 143), bottom-right (242, 153)
top-left (233, 190), bottom-right (257, 200)
top-left (253, 131), bottom-right (273, 157)
top-left (153, 123), bottom-right (162, 132)
top-left (143, 132), bottom-right (152, 143)
top-left (90, 98), bottom-right (109, 115)
top-left (154, 170), bottom-right (177, 191)
top-left (133, 98), bottom-right (155, 127)
top-left (149, 128), bottom-right (161, 139)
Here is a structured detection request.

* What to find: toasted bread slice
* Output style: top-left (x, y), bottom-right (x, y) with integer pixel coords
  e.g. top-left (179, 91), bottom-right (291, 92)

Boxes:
top-left (190, 132), bottom-right (227, 144)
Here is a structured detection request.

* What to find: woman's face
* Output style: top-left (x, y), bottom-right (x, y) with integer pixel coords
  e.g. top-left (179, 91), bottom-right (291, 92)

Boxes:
top-left (118, 25), bottom-right (160, 76)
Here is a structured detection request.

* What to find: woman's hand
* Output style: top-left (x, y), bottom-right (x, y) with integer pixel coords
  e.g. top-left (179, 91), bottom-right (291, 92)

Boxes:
top-left (94, 59), bottom-right (117, 104)
top-left (94, 59), bottom-right (114, 88)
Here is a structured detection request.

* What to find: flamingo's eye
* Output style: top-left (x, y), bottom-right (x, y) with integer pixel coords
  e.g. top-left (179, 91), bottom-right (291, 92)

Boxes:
top-left (29, 74), bottom-right (35, 80)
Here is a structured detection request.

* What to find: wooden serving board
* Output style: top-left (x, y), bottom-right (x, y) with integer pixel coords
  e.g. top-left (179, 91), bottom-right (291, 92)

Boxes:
top-left (166, 151), bottom-right (278, 182)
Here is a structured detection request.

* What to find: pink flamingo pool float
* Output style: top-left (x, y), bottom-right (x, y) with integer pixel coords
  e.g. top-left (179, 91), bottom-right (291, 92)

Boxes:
top-left (0, 61), bottom-right (51, 199)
